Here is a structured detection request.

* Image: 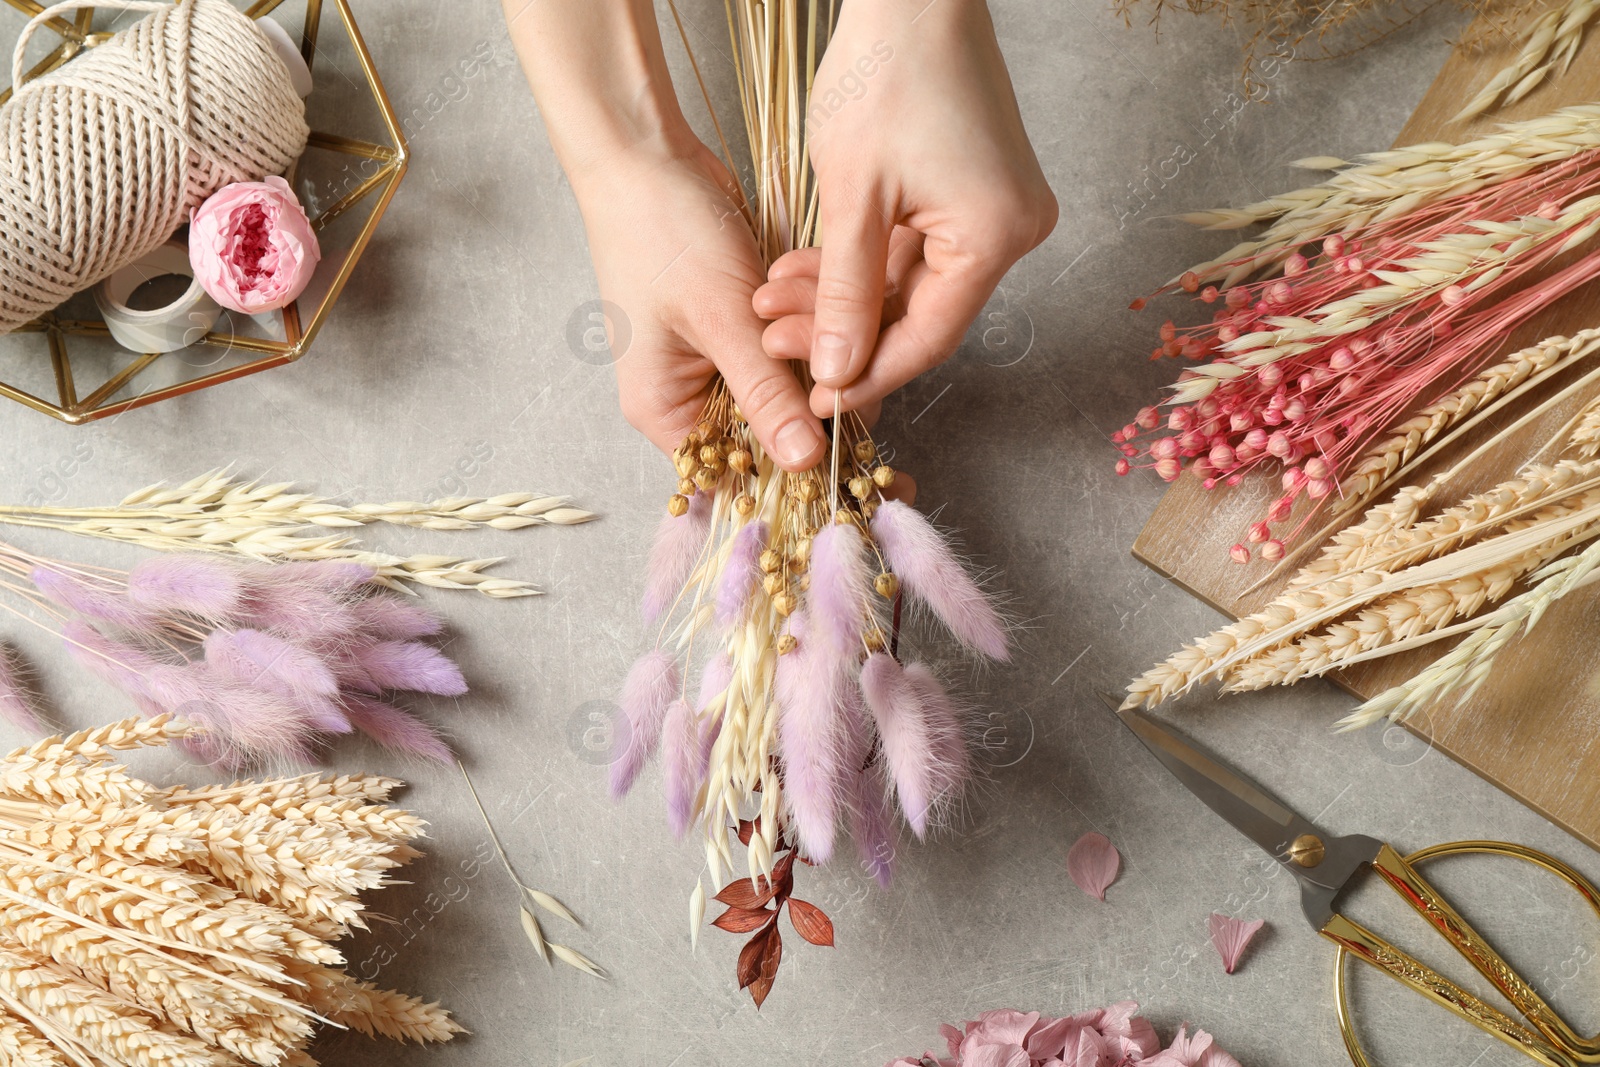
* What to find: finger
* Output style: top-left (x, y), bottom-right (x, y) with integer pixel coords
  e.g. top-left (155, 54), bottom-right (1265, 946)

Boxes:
top-left (881, 470), bottom-right (916, 506)
top-left (752, 276), bottom-right (817, 319)
top-left (695, 316), bottom-right (826, 472)
top-left (812, 256), bottom-right (1002, 413)
top-left (614, 343), bottom-right (715, 456)
top-left (811, 192), bottom-right (893, 387)
top-left (767, 247), bottom-right (821, 281)
top-left (762, 313), bottom-right (813, 362)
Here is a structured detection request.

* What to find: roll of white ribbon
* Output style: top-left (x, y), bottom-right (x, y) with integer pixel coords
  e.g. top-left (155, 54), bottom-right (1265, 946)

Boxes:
top-left (93, 241), bottom-right (223, 354)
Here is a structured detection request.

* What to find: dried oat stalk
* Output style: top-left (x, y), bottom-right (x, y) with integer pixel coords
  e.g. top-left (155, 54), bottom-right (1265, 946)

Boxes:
top-left (0, 714), bottom-right (461, 1065)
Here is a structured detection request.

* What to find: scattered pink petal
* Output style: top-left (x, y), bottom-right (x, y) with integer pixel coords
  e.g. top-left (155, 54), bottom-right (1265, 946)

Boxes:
top-left (1208, 913), bottom-right (1265, 974)
top-left (1066, 831), bottom-right (1121, 902)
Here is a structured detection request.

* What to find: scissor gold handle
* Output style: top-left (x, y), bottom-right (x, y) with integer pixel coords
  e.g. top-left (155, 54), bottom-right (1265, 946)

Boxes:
top-left (1326, 841), bottom-right (1600, 1067)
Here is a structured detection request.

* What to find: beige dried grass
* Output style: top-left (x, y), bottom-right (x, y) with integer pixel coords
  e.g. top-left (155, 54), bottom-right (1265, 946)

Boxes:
top-left (0, 714), bottom-right (461, 1065)
top-left (1456, 0), bottom-right (1600, 122)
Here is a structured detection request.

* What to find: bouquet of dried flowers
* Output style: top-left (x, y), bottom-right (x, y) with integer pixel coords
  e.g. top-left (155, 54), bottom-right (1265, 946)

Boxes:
top-left (1126, 352), bottom-right (1600, 722)
top-left (887, 1004), bottom-right (1239, 1067)
top-left (1116, 99), bottom-right (1600, 564)
top-left (611, 0), bottom-right (1010, 1006)
top-left (0, 714), bottom-right (460, 1065)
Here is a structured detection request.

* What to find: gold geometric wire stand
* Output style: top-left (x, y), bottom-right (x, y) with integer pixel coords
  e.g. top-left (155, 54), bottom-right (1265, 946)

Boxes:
top-left (0, 0), bottom-right (407, 423)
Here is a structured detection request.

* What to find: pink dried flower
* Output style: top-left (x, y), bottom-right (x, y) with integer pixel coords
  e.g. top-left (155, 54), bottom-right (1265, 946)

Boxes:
top-left (892, 1003), bottom-right (1232, 1067)
top-left (1208, 912), bottom-right (1265, 974)
top-left (809, 523), bottom-right (871, 658)
top-left (189, 176), bottom-right (321, 314)
top-left (660, 699), bottom-right (699, 839)
top-left (774, 609), bottom-right (847, 862)
top-left (342, 696), bottom-right (451, 764)
top-left (354, 640), bottom-right (468, 696)
top-left (715, 520), bottom-right (767, 628)
top-left (1066, 831), bottom-right (1121, 901)
top-left (610, 648), bottom-right (678, 798)
top-left (125, 555), bottom-right (245, 620)
top-left (859, 653), bottom-right (966, 839)
top-left (642, 490), bottom-right (711, 624)
top-left (870, 501), bottom-right (1009, 661)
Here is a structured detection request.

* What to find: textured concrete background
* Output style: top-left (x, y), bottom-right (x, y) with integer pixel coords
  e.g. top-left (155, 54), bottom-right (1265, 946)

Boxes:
top-left (1, 1), bottom-right (1598, 1065)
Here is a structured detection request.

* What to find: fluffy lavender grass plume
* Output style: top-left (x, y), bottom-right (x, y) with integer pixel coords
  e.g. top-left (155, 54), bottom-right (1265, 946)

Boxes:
top-left (870, 500), bottom-right (1009, 662)
top-left (343, 695), bottom-right (452, 764)
top-left (809, 522), bottom-right (871, 658)
top-left (0, 647), bottom-right (43, 731)
top-left (661, 699), bottom-right (700, 839)
top-left (775, 609), bottom-right (846, 862)
top-left (850, 769), bottom-right (895, 889)
top-left (60, 620), bottom-right (160, 694)
top-left (859, 653), bottom-right (966, 839)
top-left (265, 561), bottom-right (377, 594)
top-left (642, 491), bottom-right (711, 624)
top-left (714, 520), bottom-right (768, 628)
top-left (125, 555), bottom-right (245, 620)
top-left (144, 662), bottom-right (318, 763)
top-left (202, 630), bottom-right (350, 733)
top-left (349, 596), bottom-right (444, 640)
top-left (236, 575), bottom-right (360, 642)
top-left (32, 567), bottom-right (154, 630)
top-left (696, 653), bottom-right (732, 773)
top-left (356, 641), bottom-right (468, 696)
top-left (611, 648), bottom-right (679, 799)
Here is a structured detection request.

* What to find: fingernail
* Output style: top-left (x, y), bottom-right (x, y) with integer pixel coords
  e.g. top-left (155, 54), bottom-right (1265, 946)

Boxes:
top-left (812, 333), bottom-right (851, 382)
top-left (773, 419), bottom-right (822, 467)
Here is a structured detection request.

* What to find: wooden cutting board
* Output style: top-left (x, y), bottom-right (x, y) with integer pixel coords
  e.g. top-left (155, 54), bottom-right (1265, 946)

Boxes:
top-left (1132, 22), bottom-right (1600, 849)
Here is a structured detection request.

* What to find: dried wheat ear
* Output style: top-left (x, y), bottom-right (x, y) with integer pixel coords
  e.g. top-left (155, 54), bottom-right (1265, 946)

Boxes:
top-left (0, 714), bottom-right (461, 1066)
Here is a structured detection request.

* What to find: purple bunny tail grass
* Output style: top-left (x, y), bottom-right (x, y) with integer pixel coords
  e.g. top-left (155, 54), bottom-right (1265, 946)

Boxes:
top-left (809, 522), bottom-right (872, 658)
top-left (775, 609), bottom-right (847, 863)
top-left (610, 648), bottom-right (679, 799)
top-left (870, 499), bottom-right (1010, 662)
top-left (355, 641), bottom-right (468, 696)
top-left (0, 647), bottom-right (43, 732)
top-left (349, 595), bottom-right (444, 640)
top-left (266, 561), bottom-right (378, 596)
top-left (32, 567), bottom-right (155, 630)
top-left (661, 699), bottom-right (701, 839)
top-left (125, 555), bottom-right (246, 621)
top-left (714, 521), bottom-right (768, 629)
top-left (695, 653), bottom-right (732, 774)
top-left (858, 653), bottom-right (966, 839)
top-left (144, 664), bottom-right (318, 764)
top-left (202, 630), bottom-right (350, 734)
top-left (642, 490), bottom-right (711, 625)
top-left (850, 768), bottom-right (896, 889)
top-left (236, 578), bottom-right (359, 643)
top-left (60, 620), bottom-right (160, 695)
top-left (342, 696), bottom-right (453, 764)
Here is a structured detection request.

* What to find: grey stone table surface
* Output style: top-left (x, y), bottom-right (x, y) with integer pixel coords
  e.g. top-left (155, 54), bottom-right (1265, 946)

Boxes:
top-left (2, 2), bottom-right (1597, 1065)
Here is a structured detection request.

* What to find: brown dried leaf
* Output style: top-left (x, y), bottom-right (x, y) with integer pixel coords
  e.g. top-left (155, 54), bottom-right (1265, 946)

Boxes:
top-left (715, 874), bottom-right (780, 909)
top-left (737, 924), bottom-right (770, 989)
top-left (736, 818), bottom-right (758, 846)
top-left (713, 906), bottom-right (773, 934)
top-left (748, 925), bottom-right (783, 1008)
top-left (786, 898), bottom-right (834, 947)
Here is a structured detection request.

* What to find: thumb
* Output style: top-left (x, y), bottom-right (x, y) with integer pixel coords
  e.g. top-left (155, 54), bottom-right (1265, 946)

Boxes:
top-left (810, 190), bottom-right (892, 388)
top-left (697, 316), bottom-right (827, 473)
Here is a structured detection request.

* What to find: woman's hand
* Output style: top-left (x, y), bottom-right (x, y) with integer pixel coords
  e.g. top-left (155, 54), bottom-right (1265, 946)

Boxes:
top-left (753, 0), bottom-right (1058, 417)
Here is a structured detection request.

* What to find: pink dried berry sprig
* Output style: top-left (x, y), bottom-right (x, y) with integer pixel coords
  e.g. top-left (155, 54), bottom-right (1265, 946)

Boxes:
top-left (1117, 150), bottom-right (1600, 563)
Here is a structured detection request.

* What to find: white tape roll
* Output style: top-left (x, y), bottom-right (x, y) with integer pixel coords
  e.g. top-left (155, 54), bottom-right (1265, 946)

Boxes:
top-left (93, 241), bottom-right (223, 354)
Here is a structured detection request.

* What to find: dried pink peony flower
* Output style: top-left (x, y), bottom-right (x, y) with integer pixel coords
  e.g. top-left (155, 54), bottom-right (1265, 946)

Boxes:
top-left (189, 175), bottom-right (320, 314)
top-left (887, 1003), bottom-right (1233, 1067)
top-left (1208, 913), bottom-right (1266, 975)
top-left (1067, 830), bottom-right (1121, 901)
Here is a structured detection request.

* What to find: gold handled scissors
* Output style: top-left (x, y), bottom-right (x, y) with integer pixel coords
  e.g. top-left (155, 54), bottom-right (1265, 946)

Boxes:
top-left (1102, 695), bottom-right (1600, 1067)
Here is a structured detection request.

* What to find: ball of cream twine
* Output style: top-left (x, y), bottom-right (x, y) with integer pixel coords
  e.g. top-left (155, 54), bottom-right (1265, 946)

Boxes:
top-left (0, 0), bottom-right (309, 336)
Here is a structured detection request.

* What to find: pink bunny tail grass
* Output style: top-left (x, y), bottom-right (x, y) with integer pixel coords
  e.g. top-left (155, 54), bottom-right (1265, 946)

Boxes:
top-left (642, 490), bottom-right (711, 624)
top-left (661, 699), bottom-right (701, 839)
top-left (60, 620), bottom-right (161, 694)
top-left (201, 630), bottom-right (350, 734)
top-left (1208, 913), bottom-right (1265, 975)
top-left (237, 580), bottom-right (358, 642)
top-left (870, 500), bottom-right (1010, 662)
top-left (809, 522), bottom-right (872, 658)
top-left (349, 595), bottom-right (444, 640)
top-left (849, 768), bottom-right (896, 889)
top-left (265, 561), bottom-right (378, 594)
top-left (342, 696), bottom-right (453, 764)
top-left (859, 653), bottom-right (967, 839)
top-left (1067, 831), bottom-right (1122, 902)
top-left (611, 648), bottom-right (679, 799)
top-left (696, 653), bottom-right (732, 774)
top-left (774, 610), bottom-right (847, 862)
top-left (355, 640), bottom-right (468, 696)
top-left (32, 567), bottom-right (154, 631)
top-left (714, 520), bottom-right (768, 628)
top-left (0, 647), bottom-right (43, 732)
top-left (125, 555), bottom-right (245, 621)
top-left (144, 664), bottom-right (318, 764)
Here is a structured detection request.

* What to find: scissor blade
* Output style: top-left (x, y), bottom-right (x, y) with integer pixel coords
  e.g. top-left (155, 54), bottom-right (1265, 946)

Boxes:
top-left (1103, 695), bottom-right (1327, 870)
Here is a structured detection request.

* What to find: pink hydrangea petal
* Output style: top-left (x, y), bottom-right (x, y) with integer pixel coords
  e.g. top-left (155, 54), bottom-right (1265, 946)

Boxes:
top-left (1208, 913), bottom-right (1265, 974)
top-left (1066, 831), bottom-right (1121, 902)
